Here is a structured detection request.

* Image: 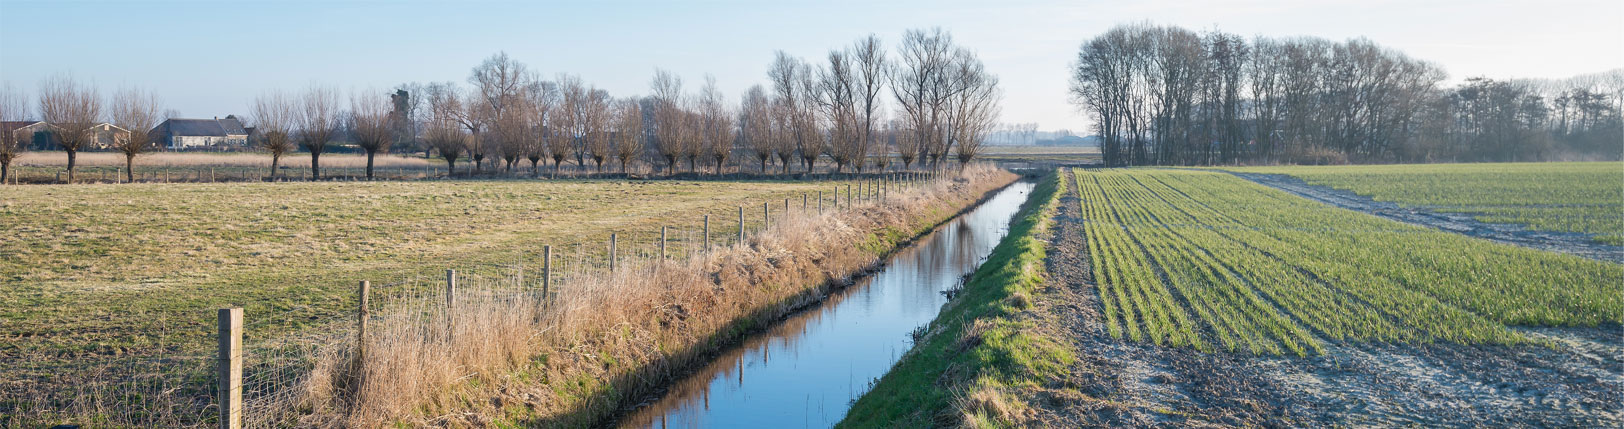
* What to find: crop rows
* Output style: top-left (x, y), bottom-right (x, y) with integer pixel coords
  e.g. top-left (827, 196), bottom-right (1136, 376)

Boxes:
top-left (1231, 162), bottom-right (1624, 245)
top-left (1073, 169), bottom-right (1624, 355)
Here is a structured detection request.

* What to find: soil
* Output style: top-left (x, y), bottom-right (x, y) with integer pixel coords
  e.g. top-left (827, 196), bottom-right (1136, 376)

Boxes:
top-left (1025, 177), bottom-right (1624, 427)
top-left (1229, 172), bottom-right (1624, 264)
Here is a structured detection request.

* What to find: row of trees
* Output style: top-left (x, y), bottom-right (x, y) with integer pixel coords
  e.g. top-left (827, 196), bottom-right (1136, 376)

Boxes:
top-left (1069, 23), bottom-right (1623, 166)
top-left (0, 78), bottom-right (165, 183)
top-left (0, 28), bottom-right (1002, 184)
top-left (394, 28), bottom-right (1001, 179)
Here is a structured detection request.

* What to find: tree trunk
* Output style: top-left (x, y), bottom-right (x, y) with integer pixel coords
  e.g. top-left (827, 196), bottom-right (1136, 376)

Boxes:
top-left (311, 152), bottom-right (321, 180)
top-left (445, 158), bottom-right (456, 176)
top-left (270, 154), bottom-right (282, 180)
top-left (365, 150), bottom-right (376, 179)
top-left (1, 161), bottom-right (9, 184)
top-left (620, 159), bottom-right (628, 175)
top-left (125, 154), bottom-right (136, 183)
top-left (66, 149), bottom-right (77, 183)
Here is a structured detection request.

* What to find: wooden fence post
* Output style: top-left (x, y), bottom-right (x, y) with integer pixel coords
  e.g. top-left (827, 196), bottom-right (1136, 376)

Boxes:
top-left (609, 233), bottom-right (618, 272)
top-left (660, 226), bottom-right (668, 260)
top-left (818, 190), bottom-right (824, 213)
top-left (356, 280), bottom-right (369, 373)
top-left (802, 193), bottom-right (808, 213)
top-left (445, 269), bottom-right (456, 339)
top-left (542, 245), bottom-right (552, 303)
top-left (217, 307), bottom-right (243, 429)
top-left (783, 198), bottom-right (789, 222)
top-left (703, 214), bottom-right (711, 251)
top-left (763, 202), bottom-right (770, 230)
top-left (737, 206), bottom-right (745, 244)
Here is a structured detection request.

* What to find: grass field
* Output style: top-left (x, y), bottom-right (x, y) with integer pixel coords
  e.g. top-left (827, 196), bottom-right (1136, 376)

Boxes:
top-left (1074, 169), bottom-right (1623, 355)
top-left (1229, 162), bottom-right (1624, 245)
top-left (0, 179), bottom-right (861, 363)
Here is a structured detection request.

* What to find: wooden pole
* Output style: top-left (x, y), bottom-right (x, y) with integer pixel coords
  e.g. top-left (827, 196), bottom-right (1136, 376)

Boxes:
top-left (737, 206), bottom-right (745, 244)
top-left (763, 202), bottom-right (770, 230)
top-left (660, 226), bottom-right (668, 260)
top-left (217, 307), bottom-right (243, 429)
top-left (356, 280), bottom-right (369, 369)
top-left (819, 190), bottom-right (824, 213)
top-left (802, 193), bottom-right (808, 213)
top-left (704, 214), bottom-right (711, 251)
top-left (445, 269), bottom-right (456, 340)
top-left (609, 233), bottom-right (617, 272)
top-left (542, 245), bottom-right (551, 303)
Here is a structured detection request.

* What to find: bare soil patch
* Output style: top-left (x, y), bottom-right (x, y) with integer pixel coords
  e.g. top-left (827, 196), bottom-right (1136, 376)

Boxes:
top-left (1028, 178), bottom-right (1624, 427)
top-left (1230, 172), bottom-right (1624, 264)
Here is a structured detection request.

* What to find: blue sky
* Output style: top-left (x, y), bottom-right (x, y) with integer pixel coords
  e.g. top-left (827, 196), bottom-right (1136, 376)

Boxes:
top-left (2, 0), bottom-right (1620, 132)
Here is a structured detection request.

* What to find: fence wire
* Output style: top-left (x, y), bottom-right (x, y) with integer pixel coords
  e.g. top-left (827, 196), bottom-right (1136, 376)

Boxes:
top-left (1, 173), bottom-right (935, 427)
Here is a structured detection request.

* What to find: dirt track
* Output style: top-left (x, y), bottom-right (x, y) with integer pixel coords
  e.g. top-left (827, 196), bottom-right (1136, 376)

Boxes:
top-left (1230, 172), bottom-right (1624, 264)
top-left (1028, 175), bottom-right (1624, 427)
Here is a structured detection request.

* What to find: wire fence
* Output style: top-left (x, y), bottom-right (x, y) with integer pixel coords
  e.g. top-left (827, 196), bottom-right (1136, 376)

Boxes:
top-left (0, 171), bottom-right (944, 428)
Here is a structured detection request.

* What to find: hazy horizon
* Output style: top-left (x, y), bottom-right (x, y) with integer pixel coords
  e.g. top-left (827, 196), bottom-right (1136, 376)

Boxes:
top-left (2, 0), bottom-right (1620, 133)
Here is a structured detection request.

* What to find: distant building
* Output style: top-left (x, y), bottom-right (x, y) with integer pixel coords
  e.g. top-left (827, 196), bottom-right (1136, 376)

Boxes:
top-left (1, 121), bottom-right (55, 147)
top-left (88, 123), bottom-right (131, 150)
top-left (2, 121), bottom-right (129, 150)
top-left (150, 116), bottom-right (249, 150)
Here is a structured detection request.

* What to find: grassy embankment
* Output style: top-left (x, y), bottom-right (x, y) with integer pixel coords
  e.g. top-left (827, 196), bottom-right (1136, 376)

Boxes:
top-left (1227, 162), bottom-right (1624, 245)
top-left (3, 170), bottom-right (1012, 427)
top-left (0, 180), bottom-right (859, 360)
top-left (841, 169), bottom-right (1070, 428)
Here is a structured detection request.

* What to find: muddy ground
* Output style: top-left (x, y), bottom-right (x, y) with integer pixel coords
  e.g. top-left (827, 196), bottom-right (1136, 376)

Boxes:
top-left (1024, 181), bottom-right (1624, 427)
top-left (1230, 172), bottom-right (1624, 264)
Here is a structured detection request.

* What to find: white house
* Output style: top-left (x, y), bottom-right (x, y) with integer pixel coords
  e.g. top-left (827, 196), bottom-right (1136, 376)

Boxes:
top-left (150, 116), bottom-right (249, 150)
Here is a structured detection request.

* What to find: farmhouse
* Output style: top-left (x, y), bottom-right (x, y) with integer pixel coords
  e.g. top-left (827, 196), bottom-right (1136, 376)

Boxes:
top-left (150, 116), bottom-right (249, 150)
top-left (1, 121), bottom-right (130, 150)
top-left (0, 120), bottom-right (55, 146)
top-left (88, 123), bottom-right (131, 150)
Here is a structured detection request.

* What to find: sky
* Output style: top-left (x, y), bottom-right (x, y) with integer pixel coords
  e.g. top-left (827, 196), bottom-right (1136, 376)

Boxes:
top-left (2, 0), bottom-right (1620, 133)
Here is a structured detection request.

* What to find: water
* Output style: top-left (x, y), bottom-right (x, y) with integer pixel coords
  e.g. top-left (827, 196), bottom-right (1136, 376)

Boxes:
top-left (620, 182), bottom-right (1035, 428)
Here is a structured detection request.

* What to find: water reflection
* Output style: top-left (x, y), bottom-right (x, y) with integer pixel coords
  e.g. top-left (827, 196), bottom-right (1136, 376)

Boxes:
top-left (619, 182), bottom-right (1034, 428)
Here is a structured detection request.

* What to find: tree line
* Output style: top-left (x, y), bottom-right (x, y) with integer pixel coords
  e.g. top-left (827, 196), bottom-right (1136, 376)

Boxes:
top-left (1068, 23), bottom-right (1623, 166)
top-left (0, 28), bottom-right (1001, 184)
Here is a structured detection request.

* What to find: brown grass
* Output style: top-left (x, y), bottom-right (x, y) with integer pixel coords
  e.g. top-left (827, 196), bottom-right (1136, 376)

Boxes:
top-left (274, 165), bottom-right (1018, 426)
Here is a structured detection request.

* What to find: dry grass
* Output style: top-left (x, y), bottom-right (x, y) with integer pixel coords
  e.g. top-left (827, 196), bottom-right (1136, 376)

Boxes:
top-left (278, 165), bottom-right (1017, 427)
top-left (0, 176), bottom-right (890, 427)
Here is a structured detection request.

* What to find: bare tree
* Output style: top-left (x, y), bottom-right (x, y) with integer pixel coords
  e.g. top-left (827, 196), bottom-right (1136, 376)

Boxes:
top-left (891, 29), bottom-right (954, 170)
top-left (297, 85), bottom-right (340, 180)
top-left (946, 49), bottom-right (1001, 165)
top-left (0, 83), bottom-right (28, 184)
top-left (582, 87), bottom-right (613, 172)
top-left (468, 52), bottom-right (530, 173)
top-left (852, 34), bottom-right (888, 172)
top-left (649, 69), bottom-right (685, 174)
top-left (699, 75), bottom-right (734, 174)
top-left (110, 87), bottom-right (162, 183)
top-left (739, 85), bottom-right (775, 173)
top-left (38, 75), bottom-right (101, 183)
top-left (525, 81), bottom-right (558, 176)
top-left (612, 97), bottom-right (643, 174)
top-left (545, 74), bottom-right (581, 173)
top-left (350, 89), bottom-right (394, 179)
top-left (250, 91), bottom-right (296, 179)
top-left (422, 82), bottom-right (467, 175)
top-left (819, 48), bottom-right (868, 174)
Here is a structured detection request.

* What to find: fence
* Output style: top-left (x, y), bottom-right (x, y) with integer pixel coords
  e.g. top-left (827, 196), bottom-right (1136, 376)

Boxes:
top-left (2, 171), bottom-right (951, 428)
